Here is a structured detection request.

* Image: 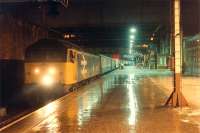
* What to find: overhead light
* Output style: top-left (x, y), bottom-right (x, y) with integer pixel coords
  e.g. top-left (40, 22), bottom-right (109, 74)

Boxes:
top-left (130, 35), bottom-right (135, 39)
top-left (130, 28), bottom-right (136, 33)
top-left (150, 37), bottom-right (154, 41)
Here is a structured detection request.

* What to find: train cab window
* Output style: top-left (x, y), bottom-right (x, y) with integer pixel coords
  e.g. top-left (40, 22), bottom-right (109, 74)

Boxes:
top-left (26, 48), bottom-right (66, 62)
top-left (69, 50), bottom-right (76, 63)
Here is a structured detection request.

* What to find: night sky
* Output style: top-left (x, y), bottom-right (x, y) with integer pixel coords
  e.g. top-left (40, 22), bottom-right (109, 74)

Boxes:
top-left (0, 0), bottom-right (199, 48)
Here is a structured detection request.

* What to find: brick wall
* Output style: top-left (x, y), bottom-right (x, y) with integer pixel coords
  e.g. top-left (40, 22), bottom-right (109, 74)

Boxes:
top-left (0, 13), bottom-right (48, 60)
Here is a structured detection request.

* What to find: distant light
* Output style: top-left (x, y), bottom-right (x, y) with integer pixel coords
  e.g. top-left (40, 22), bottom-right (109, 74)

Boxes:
top-left (130, 35), bottom-right (135, 39)
top-left (130, 28), bottom-right (136, 33)
top-left (142, 44), bottom-right (148, 48)
top-left (64, 34), bottom-right (70, 39)
top-left (150, 37), bottom-right (154, 41)
top-left (130, 40), bottom-right (134, 43)
top-left (71, 34), bottom-right (76, 38)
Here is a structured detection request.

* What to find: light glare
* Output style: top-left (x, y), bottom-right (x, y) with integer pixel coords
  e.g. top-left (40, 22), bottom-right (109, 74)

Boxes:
top-left (48, 67), bottom-right (56, 75)
top-left (129, 49), bottom-right (132, 54)
top-left (41, 75), bottom-right (54, 86)
top-left (34, 68), bottom-right (40, 74)
top-left (130, 28), bottom-right (136, 33)
top-left (130, 35), bottom-right (135, 39)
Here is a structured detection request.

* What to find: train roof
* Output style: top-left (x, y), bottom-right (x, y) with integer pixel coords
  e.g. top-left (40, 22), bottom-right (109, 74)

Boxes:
top-left (26, 38), bottom-right (82, 51)
top-left (26, 38), bottom-right (101, 57)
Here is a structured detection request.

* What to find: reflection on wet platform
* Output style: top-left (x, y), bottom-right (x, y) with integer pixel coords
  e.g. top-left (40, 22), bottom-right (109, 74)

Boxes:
top-left (1, 67), bottom-right (200, 133)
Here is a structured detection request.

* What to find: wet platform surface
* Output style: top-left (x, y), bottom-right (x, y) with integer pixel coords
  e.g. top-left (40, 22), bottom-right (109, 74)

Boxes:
top-left (1, 67), bottom-right (200, 133)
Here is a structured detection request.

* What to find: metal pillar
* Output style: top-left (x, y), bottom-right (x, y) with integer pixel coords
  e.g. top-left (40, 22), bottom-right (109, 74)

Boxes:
top-left (165, 0), bottom-right (188, 107)
top-left (155, 47), bottom-right (157, 69)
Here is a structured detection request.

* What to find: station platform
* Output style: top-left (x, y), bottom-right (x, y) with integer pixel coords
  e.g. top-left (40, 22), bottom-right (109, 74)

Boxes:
top-left (0, 67), bottom-right (199, 133)
top-left (151, 75), bottom-right (200, 130)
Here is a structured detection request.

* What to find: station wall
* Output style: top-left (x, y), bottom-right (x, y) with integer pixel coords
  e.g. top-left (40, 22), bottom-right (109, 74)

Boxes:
top-left (0, 13), bottom-right (48, 60)
top-left (0, 13), bottom-right (48, 107)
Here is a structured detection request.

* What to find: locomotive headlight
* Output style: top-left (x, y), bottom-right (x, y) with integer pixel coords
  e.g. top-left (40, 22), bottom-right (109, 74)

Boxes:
top-left (41, 75), bottom-right (54, 86)
top-left (34, 68), bottom-right (40, 74)
top-left (48, 67), bottom-right (56, 75)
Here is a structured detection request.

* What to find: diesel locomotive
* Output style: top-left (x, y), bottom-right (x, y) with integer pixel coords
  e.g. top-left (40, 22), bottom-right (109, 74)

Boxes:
top-left (25, 38), bottom-right (119, 91)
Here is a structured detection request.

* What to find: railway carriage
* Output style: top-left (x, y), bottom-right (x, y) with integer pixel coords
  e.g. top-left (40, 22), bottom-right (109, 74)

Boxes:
top-left (100, 55), bottom-right (112, 74)
top-left (76, 51), bottom-right (100, 82)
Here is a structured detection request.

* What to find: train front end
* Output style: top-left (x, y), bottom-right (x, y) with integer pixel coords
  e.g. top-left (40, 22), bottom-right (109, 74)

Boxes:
top-left (25, 63), bottom-right (65, 87)
top-left (24, 39), bottom-right (67, 88)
